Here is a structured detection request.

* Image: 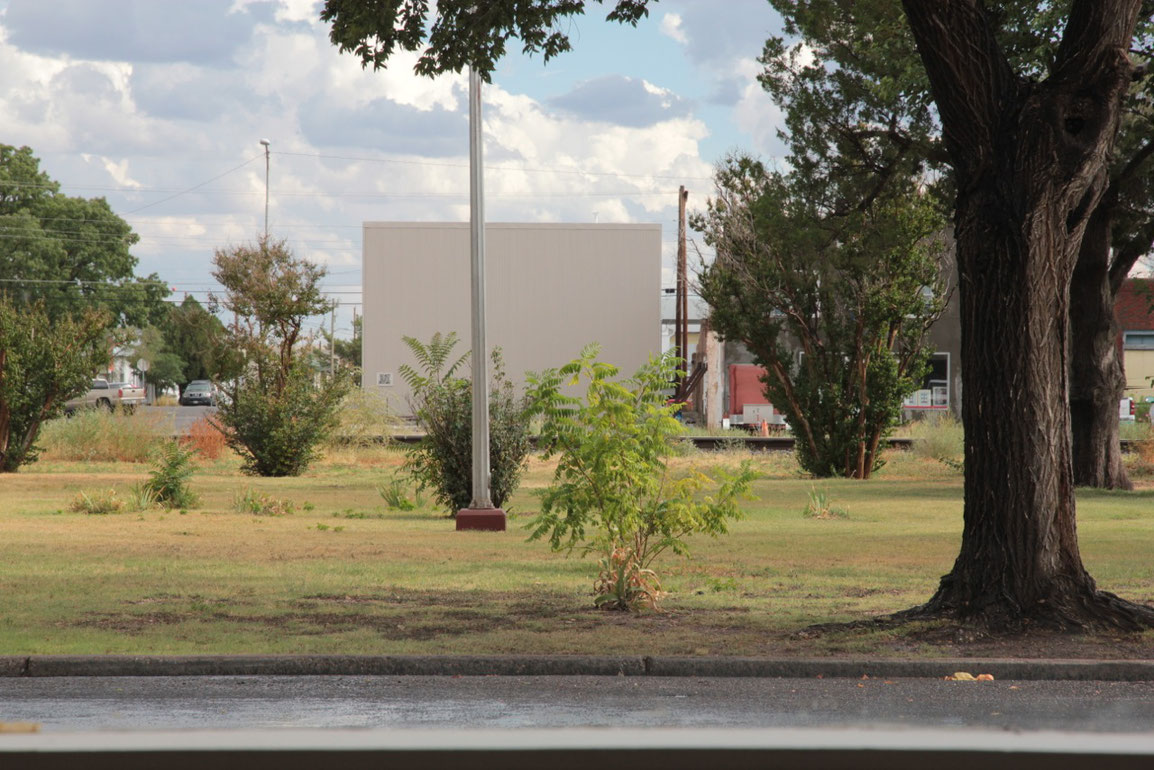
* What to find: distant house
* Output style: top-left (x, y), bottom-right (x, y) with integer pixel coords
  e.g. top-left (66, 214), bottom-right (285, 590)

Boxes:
top-left (1115, 278), bottom-right (1154, 401)
top-left (689, 253), bottom-right (961, 429)
top-left (360, 222), bottom-right (661, 416)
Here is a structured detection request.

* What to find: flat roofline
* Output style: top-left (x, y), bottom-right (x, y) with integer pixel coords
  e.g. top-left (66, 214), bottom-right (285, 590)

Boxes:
top-left (363, 222), bottom-right (660, 231)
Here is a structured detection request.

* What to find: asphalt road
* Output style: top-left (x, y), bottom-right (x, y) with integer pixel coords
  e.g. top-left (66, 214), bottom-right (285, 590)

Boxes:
top-left (3, 675), bottom-right (1154, 732)
top-left (137, 405), bottom-right (215, 435)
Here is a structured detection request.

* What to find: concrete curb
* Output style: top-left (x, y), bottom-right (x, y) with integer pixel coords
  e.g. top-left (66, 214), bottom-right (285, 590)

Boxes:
top-left (1, 655), bottom-right (1152, 680)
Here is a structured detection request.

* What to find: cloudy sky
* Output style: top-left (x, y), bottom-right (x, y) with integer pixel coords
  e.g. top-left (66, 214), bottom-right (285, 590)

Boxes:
top-left (0, 0), bottom-right (785, 338)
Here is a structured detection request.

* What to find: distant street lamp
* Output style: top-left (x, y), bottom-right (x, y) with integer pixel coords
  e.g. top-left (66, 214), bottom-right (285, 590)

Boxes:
top-left (259, 138), bottom-right (270, 239)
top-left (455, 67), bottom-right (504, 532)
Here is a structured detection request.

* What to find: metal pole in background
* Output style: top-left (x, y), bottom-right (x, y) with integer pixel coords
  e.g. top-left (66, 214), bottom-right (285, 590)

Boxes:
top-left (677, 186), bottom-right (689, 391)
top-left (466, 67), bottom-right (494, 512)
top-left (260, 138), bottom-right (270, 240)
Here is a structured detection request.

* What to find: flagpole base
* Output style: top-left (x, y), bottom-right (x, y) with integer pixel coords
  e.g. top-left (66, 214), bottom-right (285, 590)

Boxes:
top-left (455, 508), bottom-right (506, 531)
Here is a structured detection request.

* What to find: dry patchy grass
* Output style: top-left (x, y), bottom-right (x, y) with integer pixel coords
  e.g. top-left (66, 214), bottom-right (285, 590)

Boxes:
top-left (1, 446), bottom-right (1152, 658)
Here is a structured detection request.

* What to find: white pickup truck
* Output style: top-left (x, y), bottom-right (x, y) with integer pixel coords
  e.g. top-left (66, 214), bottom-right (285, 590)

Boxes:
top-left (64, 379), bottom-right (146, 413)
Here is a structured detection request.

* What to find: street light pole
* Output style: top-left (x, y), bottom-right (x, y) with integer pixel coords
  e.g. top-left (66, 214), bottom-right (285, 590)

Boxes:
top-left (259, 138), bottom-right (270, 240)
top-left (456, 66), bottom-right (504, 532)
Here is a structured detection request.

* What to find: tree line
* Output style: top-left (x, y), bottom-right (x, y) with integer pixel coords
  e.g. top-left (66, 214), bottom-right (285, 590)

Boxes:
top-left (0, 145), bottom-right (355, 475)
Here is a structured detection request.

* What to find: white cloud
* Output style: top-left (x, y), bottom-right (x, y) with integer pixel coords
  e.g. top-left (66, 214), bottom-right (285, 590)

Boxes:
top-left (660, 13), bottom-right (688, 45)
top-left (731, 58), bottom-right (787, 159)
top-left (1, 1), bottom-right (734, 313)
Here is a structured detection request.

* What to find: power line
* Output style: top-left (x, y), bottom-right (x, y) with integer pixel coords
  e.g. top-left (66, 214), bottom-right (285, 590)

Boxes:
top-left (273, 150), bottom-right (715, 183)
top-left (123, 154), bottom-right (264, 215)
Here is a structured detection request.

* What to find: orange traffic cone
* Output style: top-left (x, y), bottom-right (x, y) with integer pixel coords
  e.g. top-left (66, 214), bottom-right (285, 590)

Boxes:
top-left (759, 420), bottom-right (769, 437)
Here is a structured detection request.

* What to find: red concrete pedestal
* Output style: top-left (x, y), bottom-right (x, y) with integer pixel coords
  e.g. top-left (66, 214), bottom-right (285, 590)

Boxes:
top-left (455, 508), bottom-right (507, 531)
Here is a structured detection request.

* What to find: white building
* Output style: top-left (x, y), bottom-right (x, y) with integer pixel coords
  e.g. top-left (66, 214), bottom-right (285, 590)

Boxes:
top-left (361, 222), bottom-right (661, 415)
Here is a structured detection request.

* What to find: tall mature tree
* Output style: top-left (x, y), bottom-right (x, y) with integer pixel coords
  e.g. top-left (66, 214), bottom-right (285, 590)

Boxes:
top-left (0, 297), bottom-right (109, 471)
top-left (1068, 10), bottom-right (1153, 490)
top-left (696, 154), bottom-right (947, 479)
top-left (0, 144), bottom-right (169, 328)
top-left (319, 0), bottom-right (1154, 629)
top-left (162, 295), bottom-right (241, 389)
top-left (899, 0), bottom-right (1154, 629)
top-left (762, 1), bottom-right (1154, 490)
top-left (211, 237), bottom-right (351, 476)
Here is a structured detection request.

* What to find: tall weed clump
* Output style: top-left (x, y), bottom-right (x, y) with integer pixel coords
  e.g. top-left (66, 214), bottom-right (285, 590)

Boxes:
top-left (526, 346), bottom-right (758, 612)
top-left (326, 388), bottom-right (398, 448)
top-left (907, 412), bottom-right (964, 470)
top-left (39, 408), bottom-right (165, 463)
top-left (142, 441), bottom-right (199, 509)
top-left (399, 333), bottom-right (533, 516)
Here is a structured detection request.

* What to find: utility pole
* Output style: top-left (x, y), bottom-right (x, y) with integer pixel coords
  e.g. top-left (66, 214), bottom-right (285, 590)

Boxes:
top-left (330, 301), bottom-right (338, 376)
top-left (677, 186), bottom-right (689, 394)
top-left (456, 66), bottom-right (504, 532)
top-left (260, 138), bottom-right (270, 240)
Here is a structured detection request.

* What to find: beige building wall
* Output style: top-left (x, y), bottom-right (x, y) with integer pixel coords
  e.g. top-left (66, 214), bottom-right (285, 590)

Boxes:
top-left (1124, 349), bottom-right (1154, 400)
top-left (362, 222), bottom-right (661, 414)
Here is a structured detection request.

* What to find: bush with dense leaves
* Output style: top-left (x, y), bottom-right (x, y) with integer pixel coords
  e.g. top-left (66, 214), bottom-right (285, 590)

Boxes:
top-left (399, 333), bottom-right (532, 516)
top-left (526, 345), bottom-right (758, 611)
top-left (216, 362), bottom-right (349, 477)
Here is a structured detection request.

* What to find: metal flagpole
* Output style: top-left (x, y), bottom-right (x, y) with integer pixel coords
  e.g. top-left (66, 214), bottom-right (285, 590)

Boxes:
top-left (457, 66), bottom-right (504, 531)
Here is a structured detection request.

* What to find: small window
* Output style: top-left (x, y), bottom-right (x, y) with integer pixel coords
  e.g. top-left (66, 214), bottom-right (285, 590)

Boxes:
top-left (1123, 331), bottom-right (1154, 350)
top-left (377, 372), bottom-right (393, 387)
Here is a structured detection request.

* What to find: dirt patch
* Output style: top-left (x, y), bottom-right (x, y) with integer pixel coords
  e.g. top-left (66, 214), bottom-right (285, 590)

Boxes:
top-left (894, 622), bottom-right (1154, 659)
top-left (75, 607), bottom-right (505, 641)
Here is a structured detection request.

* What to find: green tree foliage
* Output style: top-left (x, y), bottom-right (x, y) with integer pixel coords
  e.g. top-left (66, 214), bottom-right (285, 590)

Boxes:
top-left (310, 312), bottom-right (363, 373)
top-left (131, 326), bottom-right (185, 394)
top-left (333, 314), bottom-right (363, 369)
top-left (0, 296), bottom-right (110, 471)
top-left (399, 332), bottom-right (532, 515)
top-left (526, 346), bottom-right (757, 611)
top-left (696, 154), bottom-right (947, 479)
top-left (211, 237), bottom-right (351, 477)
top-left (0, 144), bottom-right (168, 327)
top-left (161, 295), bottom-right (241, 389)
top-left (320, 0), bottom-right (654, 78)
top-left (761, 1), bottom-right (1154, 489)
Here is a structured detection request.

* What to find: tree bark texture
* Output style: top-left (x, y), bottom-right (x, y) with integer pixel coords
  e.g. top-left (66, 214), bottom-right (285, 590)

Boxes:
top-left (900, 0), bottom-right (1154, 630)
top-left (1069, 202), bottom-right (1131, 490)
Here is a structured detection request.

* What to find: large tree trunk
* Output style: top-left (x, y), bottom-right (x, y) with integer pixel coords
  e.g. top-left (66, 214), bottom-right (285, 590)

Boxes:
top-left (1070, 202), bottom-right (1131, 490)
top-left (900, 0), bottom-right (1154, 631)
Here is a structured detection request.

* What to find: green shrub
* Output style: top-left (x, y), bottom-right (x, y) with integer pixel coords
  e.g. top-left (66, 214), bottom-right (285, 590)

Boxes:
top-left (142, 441), bottom-right (199, 509)
top-left (399, 333), bottom-right (532, 516)
top-left (216, 362), bottom-right (350, 477)
top-left (526, 346), bottom-right (759, 612)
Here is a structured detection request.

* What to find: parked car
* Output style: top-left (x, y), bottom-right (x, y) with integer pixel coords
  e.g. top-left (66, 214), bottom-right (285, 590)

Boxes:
top-left (179, 381), bottom-right (216, 407)
top-left (64, 379), bottom-right (145, 413)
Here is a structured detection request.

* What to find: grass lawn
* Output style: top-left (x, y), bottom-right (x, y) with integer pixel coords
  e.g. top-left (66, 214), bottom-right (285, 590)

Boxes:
top-left (2, 445), bottom-right (1154, 658)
